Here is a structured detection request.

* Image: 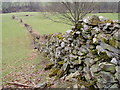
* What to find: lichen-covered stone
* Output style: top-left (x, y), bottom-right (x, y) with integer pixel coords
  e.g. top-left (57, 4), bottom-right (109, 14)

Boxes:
top-left (99, 62), bottom-right (116, 73)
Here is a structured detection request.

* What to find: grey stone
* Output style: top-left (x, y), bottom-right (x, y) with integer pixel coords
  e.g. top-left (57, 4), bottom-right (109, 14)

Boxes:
top-left (99, 71), bottom-right (116, 83)
top-left (66, 30), bottom-right (73, 34)
top-left (100, 42), bottom-right (120, 55)
top-left (36, 82), bottom-right (47, 88)
top-left (83, 67), bottom-right (92, 80)
top-left (76, 31), bottom-right (80, 34)
top-left (83, 24), bottom-right (89, 30)
top-left (99, 62), bottom-right (116, 73)
top-left (73, 84), bottom-right (79, 88)
top-left (61, 42), bottom-right (65, 48)
top-left (110, 84), bottom-right (118, 88)
top-left (65, 71), bottom-right (80, 81)
top-left (111, 58), bottom-right (118, 65)
top-left (113, 30), bottom-right (120, 41)
top-left (91, 64), bottom-right (100, 73)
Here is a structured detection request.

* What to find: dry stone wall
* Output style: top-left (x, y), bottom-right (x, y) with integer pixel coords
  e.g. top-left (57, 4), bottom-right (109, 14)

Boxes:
top-left (35, 15), bottom-right (120, 89)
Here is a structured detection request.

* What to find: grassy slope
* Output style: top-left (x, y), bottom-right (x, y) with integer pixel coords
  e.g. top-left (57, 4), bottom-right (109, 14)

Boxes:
top-left (2, 14), bottom-right (41, 77)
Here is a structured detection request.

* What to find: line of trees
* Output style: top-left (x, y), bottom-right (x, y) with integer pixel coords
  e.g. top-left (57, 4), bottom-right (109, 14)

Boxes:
top-left (1, 2), bottom-right (118, 13)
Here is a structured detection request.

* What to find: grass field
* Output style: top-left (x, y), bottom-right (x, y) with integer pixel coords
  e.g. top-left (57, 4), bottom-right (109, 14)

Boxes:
top-left (2, 12), bottom-right (118, 86)
top-left (2, 14), bottom-right (41, 77)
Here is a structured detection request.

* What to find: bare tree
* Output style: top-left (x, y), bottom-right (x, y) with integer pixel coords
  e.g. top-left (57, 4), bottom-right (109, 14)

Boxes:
top-left (43, 1), bottom-right (96, 26)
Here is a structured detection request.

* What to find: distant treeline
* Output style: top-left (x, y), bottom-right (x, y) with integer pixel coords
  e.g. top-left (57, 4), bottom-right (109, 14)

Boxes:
top-left (1, 2), bottom-right (119, 13)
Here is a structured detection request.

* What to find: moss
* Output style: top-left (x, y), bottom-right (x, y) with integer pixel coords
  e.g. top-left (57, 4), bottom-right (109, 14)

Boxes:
top-left (58, 61), bottom-right (64, 65)
top-left (98, 35), bottom-right (109, 44)
top-left (94, 57), bottom-right (101, 61)
top-left (49, 68), bottom-right (59, 78)
top-left (56, 34), bottom-right (64, 40)
top-left (90, 17), bottom-right (101, 25)
top-left (44, 63), bottom-right (54, 70)
top-left (35, 39), bottom-right (39, 43)
top-left (99, 52), bottom-right (111, 60)
top-left (75, 23), bottom-right (83, 29)
top-left (90, 49), bottom-right (98, 55)
top-left (109, 38), bottom-right (118, 48)
top-left (105, 19), bottom-right (113, 23)
top-left (41, 44), bottom-right (46, 47)
top-left (56, 69), bottom-right (65, 78)
top-left (77, 78), bottom-right (97, 89)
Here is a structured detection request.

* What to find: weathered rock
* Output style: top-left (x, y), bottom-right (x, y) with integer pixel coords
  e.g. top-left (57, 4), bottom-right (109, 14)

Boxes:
top-left (99, 62), bottom-right (116, 73)
top-left (110, 84), bottom-right (118, 88)
top-left (65, 71), bottom-right (80, 81)
top-left (113, 30), bottom-right (120, 41)
top-left (111, 58), bottom-right (118, 65)
top-left (73, 84), bottom-right (79, 88)
top-left (36, 82), bottom-right (47, 88)
top-left (83, 67), bottom-right (92, 80)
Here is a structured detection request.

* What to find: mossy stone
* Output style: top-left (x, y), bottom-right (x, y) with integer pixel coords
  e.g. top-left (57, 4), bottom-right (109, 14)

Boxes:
top-left (49, 68), bottom-right (59, 77)
top-left (109, 38), bottom-right (118, 48)
top-left (57, 69), bottom-right (64, 78)
top-left (44, 63), bottom-right (54, 70)
top-left (99, 62), bottom-right (116, 73)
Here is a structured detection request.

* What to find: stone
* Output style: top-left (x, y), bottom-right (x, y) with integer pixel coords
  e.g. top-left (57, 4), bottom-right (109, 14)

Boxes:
top-left (71, 26), bottom-right (76, 30)
top-left (93, 37), bottom-right (98, 44)
top-left (96, 78), bottom-right (104, 88)
top-left (73, 59), bottom-right (81, 65)
top-left (99, 71), bottom-right (116, 83)
top-left (76, 31), bottom-right (81, 34)
top-left (72, 49), bottom-right (78, 55)
top-left (61, 42), bottom-right (65, 48)
top-left (67, 38), bottom-right (73, 42)
top-left (115, 66), bottom-right (120, 81)
top-left (83, 24), bottom-right (89, 30)
top-left (80, 46), bottom-right (88, 54)
top-left (96, 45), bottom-right (114, 58)
top-left (66, 29), bottom-right (72, 34)
top-left (65, 71), bottom-right (80, 81)
top-left (84, 58), bottom-right (91, 66)
top-left (78, 51), bottom-right (84, 56)
top-left (99, 16), bottom-right (106, 22)
top-left (69, 54), bottom-right (78, 60)
top-left (113, 30), bottom-right (120, 41)
top-left (81, 85), bottom-right (85, 88)
top-left (109, 37), bottom-right (119, 48)
top-left (36, 82), bottom-right (47, 88)
top-left (89, 15), bottom-right (101, 25)
top-left (83, 18), bottom-right (89, 24)
top-left (110, 84), bottom-right (118, 88)
top-left (111, 58), bottom-right (118, 65)
top-left (100, 42), bottom-right (120, 55)
top-left (99, 62), bottom-right (116, 73)
top-left (83, 67), bottom-right (92, 80)
top-left (62, 63), bottom-right (69, 71)
top-left (73, 84), bottom-right (79, 88)
top-left (97, 33), bottom-right (109, 43)
top-left (90, 64), bottom-right (100, 73)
